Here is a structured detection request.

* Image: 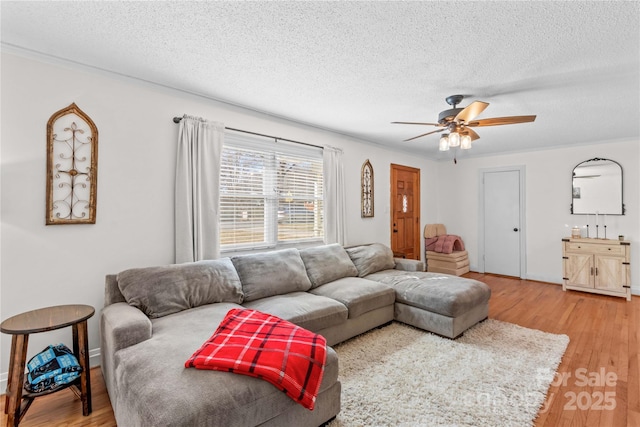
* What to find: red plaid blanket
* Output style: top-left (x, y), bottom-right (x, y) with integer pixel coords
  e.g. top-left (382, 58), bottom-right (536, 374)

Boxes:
top-left (185, 309), bottom-right (327, 410)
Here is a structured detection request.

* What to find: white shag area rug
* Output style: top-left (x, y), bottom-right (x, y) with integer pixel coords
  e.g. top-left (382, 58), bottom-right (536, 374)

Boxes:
top-left (328, 320), bottom-right (569, 427)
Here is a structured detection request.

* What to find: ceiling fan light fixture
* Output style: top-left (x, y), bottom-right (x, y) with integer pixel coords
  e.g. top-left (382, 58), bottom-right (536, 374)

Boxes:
top-left (461, 134), bottom-right (472, 150)
top-left (392, 95), bottom-right (537, 157)
top-left (448, 131), bottom-right (460, 147)
top-left (439, 134), bottom-right (450, 151)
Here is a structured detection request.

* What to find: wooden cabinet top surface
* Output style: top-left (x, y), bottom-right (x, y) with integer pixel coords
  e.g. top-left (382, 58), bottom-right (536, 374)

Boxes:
top-left (562, 237), bottom-right (630, 245)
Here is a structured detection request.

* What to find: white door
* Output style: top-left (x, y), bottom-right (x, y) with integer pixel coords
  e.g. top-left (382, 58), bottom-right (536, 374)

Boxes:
top-left (483, 170), bottom-right (521, 277)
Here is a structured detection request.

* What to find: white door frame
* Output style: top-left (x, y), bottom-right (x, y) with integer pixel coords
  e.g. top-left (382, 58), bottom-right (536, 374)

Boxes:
top-left (477, 165), bottom-right (527, 278)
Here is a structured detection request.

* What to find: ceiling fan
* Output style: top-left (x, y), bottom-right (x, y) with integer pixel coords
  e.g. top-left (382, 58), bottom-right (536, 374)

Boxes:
top-left (392, 95), bottom-right (537, 150)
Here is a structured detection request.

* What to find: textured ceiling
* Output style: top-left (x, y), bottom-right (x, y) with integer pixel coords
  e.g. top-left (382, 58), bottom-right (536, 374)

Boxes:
top-left (2, 1), bottom-right (639, 160)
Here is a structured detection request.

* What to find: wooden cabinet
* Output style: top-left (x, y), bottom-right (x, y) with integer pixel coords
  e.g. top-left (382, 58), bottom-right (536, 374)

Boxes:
top-left (562, 238), bottom-right (631, 300)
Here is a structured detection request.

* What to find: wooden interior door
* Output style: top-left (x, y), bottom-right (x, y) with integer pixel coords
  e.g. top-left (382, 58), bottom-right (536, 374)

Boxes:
top-left (483, 169), bottom-right (521, 277)
top-left (390, 164), bottom-right (420, 260)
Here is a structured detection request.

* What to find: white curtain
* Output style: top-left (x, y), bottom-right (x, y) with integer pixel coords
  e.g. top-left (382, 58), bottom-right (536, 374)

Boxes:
top-left (175, 116), bottom-right (225, 263)
top-left (323, 146), bottom-right (347, 245)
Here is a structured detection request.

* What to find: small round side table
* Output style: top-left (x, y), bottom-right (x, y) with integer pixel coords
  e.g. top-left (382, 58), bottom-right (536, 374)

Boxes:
top-left (1, 304), bottom-right (94, 427)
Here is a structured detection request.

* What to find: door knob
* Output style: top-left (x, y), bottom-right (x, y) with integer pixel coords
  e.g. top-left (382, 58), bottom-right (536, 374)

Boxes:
top-left (513, 228), bottom-right (519, 232)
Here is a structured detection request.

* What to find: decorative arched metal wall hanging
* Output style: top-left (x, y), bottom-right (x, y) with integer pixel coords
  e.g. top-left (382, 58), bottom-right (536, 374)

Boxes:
top-left (46, 103), bottom-right (98, 224)
top-left (361, 159), bottom-right (374, 217)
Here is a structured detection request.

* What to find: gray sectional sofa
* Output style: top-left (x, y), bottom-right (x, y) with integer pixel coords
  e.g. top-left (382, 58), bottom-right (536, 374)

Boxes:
top-left (100, 243), bottom-right (490, 427)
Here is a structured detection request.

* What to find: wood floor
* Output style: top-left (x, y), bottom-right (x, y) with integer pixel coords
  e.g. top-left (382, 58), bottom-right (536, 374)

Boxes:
top-left (2, 274), bottom-right (639, 426)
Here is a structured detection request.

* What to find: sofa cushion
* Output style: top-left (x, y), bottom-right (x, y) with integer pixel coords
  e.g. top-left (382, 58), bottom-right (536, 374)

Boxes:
top-left (300, 244), bottom-right (358, 288)
top-left (365, 270), bottom-right (491, 317)
top-left (310, 277), bottom-right (395, 319)
top-left (232, 249), bottom-right (312, 302)
top-left (242, 292), bottom-right (348, 332)
top-left (117, 258), bottom-right (243, 318)
top-left (345, 243), bottom-right (396, 277)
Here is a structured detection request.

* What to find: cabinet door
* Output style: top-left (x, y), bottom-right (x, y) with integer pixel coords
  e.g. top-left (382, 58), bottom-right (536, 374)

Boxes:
top-left (595, 255), bottom-right (626, 292)
top-left (566, 253), bottom-right (594, 288)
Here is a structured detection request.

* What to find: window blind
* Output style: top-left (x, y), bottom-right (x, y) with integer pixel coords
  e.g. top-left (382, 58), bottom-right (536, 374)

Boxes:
top-left (220, 134), bottom-right (324, 251)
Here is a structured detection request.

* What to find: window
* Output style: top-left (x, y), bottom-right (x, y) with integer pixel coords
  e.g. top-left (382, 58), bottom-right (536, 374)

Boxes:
top-left (219, 133), bottom-right (324, 251)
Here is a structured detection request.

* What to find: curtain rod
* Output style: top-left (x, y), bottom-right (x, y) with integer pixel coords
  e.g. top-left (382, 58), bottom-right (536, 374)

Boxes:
top-left (172, 116), bottom-right (323, 150)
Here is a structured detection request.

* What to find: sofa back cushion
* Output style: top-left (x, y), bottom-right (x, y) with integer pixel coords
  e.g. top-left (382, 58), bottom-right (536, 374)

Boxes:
top-left (117, 258), bottom-right (243, 318)
top-left (232, 249), bottom-right (312, 302)
top-left (345, 243), bottom-right (396, 277)
top-left (300, 244), bottom-right (358, 288)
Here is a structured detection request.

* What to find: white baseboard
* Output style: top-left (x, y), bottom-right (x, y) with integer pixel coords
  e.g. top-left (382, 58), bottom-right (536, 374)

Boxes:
top-left (89, 347), bottom-right (101, 366)
top-left (523, 273), bottom-right (562, 284)
top-left (0, 348), bottom-right (100, 393)
top-left (522, 274), bottom-right (639, 296)
top-left (468, 267), bottom-right (563, 285)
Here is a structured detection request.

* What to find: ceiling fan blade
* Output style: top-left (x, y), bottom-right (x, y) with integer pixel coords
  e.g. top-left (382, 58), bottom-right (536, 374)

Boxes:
top-left (454, 101), bottom-right (489, 122)
top-left (392, 121), bottom-right (441, 126)
top-left (461, 127), bottom-right (480, 141)
top-left (467, 115), bottom-right (537, 127)
top-left (403, 128), bottom-right (446, 142)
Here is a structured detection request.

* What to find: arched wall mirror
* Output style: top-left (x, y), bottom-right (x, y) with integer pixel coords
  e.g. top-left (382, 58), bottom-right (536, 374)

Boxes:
top-left (571, 158), bottom-right (624, 215)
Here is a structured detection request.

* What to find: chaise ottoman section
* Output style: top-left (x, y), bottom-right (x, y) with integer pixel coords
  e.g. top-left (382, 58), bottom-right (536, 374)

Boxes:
top-left (365, 270), bottom-right (491, 338)
top-left (112, 302), bottom-right (341, 427)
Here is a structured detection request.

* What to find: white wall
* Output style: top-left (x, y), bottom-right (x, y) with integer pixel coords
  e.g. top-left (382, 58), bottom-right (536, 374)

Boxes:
top-left (435, 140), bottom-right (639, 289)
top-left (0, 51), bottom-right (438, 385)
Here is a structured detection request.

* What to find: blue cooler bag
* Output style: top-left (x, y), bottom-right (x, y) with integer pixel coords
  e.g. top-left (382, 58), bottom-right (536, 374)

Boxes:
top-left (24, 344), bottom-right (82, 393)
